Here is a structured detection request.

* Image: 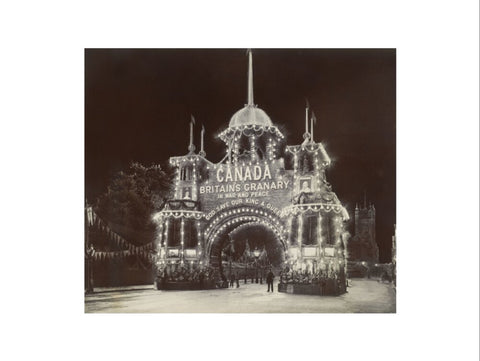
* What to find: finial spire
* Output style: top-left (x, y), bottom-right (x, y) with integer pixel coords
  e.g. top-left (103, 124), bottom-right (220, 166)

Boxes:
top-left (188, 115), bottom-right (196, 154)
top-left (247, 49), bottom-right (254, 106)
top-left (310, 111), bottom-right (316, 143)
top-left (199, 124), bottom-right (206, 157)
top-left (305, 98), bottom-right (309, 135)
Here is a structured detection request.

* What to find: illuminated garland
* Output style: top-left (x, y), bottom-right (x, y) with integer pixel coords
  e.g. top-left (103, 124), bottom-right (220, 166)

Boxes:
top-left (286, 142), bottom-right (323, 154)
top-left (282, 203), bottom-right (349, 220)
top-left (286, 142), bottom-right (331, 165)
top-left (169, 155), bottom-right (213, 167)
top-left (218, 124), bottom-right (284, 142)
top-left (154, 210), bottom-right (204, 220)
top-left (204, 206), bottom-right (285, 237)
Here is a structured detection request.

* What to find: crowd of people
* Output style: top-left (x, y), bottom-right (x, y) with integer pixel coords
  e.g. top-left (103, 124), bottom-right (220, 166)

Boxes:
top-left (156, 264), bottom-right (348, 294)
top-left (279, 267), bottom-right (345, 285)
top-left (157, 266), bottom-right (218, 284)
top-left (278, 266), bottom-right (347, 295)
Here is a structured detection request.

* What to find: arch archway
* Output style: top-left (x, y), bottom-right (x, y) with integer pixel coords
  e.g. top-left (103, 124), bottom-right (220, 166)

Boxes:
top-left (228, 222), bottom-right (286, 267)
top-left (204, 205), bottom-right (288, 268)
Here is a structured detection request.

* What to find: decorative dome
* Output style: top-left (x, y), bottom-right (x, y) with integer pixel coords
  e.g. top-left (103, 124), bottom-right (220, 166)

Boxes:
top-left (229, 104), bottom-right (273, 128)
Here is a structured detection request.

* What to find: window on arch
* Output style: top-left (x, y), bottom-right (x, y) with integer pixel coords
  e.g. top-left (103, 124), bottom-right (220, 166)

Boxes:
top-left (180, 165), bottom-right (193, 181)
top-left (303, 215), bottom-right (318, 245)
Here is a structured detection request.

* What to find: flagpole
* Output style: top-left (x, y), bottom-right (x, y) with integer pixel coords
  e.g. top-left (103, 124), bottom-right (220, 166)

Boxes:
top-left (305, 105), bottom-right (309, 134)
top-left (311, 111), bottom-right (316, 143)
top-left (189, 119), bottom-right (194, 147)
top-left (190, 122), bottom-right (193, 146)
top-left (200, 125), bottom-right (206, 157)
top-left (310, 116), bottom-right (314, 143)
top-left (188, 115), bottom-right (196, 153)
top-left (304, 99), bottom-right (310, 141)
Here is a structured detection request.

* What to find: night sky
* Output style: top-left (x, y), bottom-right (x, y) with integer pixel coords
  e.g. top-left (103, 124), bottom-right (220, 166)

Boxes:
top-left (85, 48), bottom-right (396, 262)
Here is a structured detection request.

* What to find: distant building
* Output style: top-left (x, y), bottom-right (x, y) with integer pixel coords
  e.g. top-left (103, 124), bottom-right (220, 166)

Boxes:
top-left (347, 198), bottom-right (379, 264)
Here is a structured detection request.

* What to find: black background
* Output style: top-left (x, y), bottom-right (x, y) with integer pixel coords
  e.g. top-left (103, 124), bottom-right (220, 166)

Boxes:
top-left (85, 48), bottom-right (396, 262)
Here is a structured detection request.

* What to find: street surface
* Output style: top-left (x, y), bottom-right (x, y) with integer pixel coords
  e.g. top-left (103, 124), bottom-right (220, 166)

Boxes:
top-left (85, 279), bottom-right (395, 313)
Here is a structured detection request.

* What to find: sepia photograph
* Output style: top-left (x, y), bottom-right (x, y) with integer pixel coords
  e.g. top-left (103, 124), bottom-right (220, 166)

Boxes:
top-left (85, 48), bottom-right (396, 313)
top-left (1, 1), bottom-right (478, 361)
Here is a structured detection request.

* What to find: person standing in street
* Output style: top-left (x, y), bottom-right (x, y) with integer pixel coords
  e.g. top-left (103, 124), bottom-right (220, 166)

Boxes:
top-left (266, 269), bottom-right (274, 292)
top-left (199, 269), bottom-right (205, 289)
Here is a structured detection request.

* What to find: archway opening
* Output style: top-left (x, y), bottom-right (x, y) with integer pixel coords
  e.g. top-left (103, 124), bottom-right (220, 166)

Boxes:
top-left (228, 223), bottom-right (285, 267)
top-left (209, 222), bottom-right (286, 282)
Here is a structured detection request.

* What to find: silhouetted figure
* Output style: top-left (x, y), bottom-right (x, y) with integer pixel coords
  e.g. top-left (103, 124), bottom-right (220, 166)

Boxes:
top-left (161, 269), bottom-right (168, 287)
top-left (230, 273), bottom-right (235, 287)
top-left (199, 270), bottom-right (205, 288)
top-left (221, 274), bottom-right (228, 288)
top-left (266, 269), bottom-right (274, 292)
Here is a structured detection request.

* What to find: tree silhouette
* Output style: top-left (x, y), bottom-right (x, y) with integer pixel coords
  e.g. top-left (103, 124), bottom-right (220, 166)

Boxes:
top-left (94, 162), bottom-right (173, 245)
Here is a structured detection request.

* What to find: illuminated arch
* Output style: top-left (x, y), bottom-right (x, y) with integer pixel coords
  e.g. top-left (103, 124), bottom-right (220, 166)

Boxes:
top-left (204, 205), bottom-right (288, 260)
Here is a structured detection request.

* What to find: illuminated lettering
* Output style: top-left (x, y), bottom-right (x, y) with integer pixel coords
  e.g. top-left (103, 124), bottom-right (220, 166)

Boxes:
top-left (244, 167), bottom-right (252, 181)
top-left (225, 168), bottom-right (233, 182)
top-left (215, 164), bottom-right (274, 183)
top-left (216, 168), bottom-right (224, 182)
top-left (235, 167), bottom-right (243, 180)
top-left (253, 166), bottom-right (261, 180)
top-left (263, 166), bottom-right (271, 180)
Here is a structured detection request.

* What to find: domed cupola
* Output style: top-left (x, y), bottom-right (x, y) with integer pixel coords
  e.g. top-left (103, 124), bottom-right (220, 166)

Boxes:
top-left (228, 50), bottom-right (273, 129)
top-left (229, 105), bottom-right (273, 128)
top-left (219, 50), bottom-right (284, 164)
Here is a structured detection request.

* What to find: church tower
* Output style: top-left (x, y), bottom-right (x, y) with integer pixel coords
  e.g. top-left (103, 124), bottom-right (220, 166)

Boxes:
top-left (348, 194), bottom-right (379, 264)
